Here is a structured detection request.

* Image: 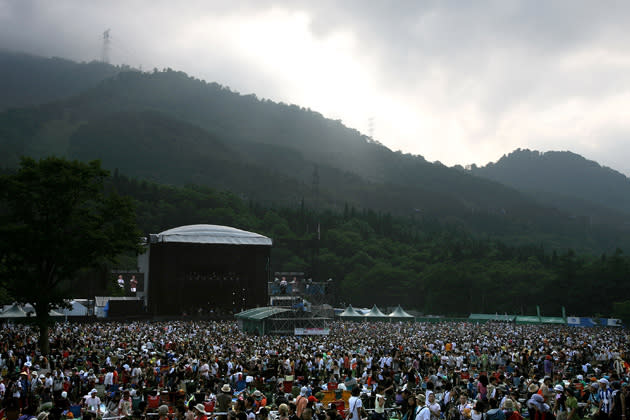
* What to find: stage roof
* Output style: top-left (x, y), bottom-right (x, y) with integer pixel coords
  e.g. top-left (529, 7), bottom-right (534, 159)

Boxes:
top-left (150, 224), bottom-right (272, 246)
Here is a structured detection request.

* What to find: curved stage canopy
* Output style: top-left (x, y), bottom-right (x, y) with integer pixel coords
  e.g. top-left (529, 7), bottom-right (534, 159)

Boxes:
top-left (151, 224), bottom-right (272, 246)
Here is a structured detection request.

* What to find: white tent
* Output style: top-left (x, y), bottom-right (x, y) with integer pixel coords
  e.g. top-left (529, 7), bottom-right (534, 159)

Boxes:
top-left (0, 303), bottom-right (27, 318)
top-left (364, 305), bottom-right (388, 321)
top-left (22, 304), bottom-right (65, 317)
top-left (62, 300), bottom-right (89, 316)
top-left (388, 305), bottom-right (414, 321)
top-left (338, 304), bottom-right (364, 320)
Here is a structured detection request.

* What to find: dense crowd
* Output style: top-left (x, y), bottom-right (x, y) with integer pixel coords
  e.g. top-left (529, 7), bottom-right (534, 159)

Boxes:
top-left (1, 321), bottom-right (629, 420)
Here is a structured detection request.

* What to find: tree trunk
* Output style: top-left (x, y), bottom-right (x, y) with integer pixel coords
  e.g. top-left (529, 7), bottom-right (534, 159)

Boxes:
top-left (35, 303), bottom-right (50, 355)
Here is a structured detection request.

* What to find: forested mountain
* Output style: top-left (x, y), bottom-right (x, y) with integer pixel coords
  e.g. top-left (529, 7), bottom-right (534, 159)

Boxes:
top-left (0, 51), bottom-right (121, 111)
top-left (1, 54), bottom-right (630, 253)
top-left (471, 149), bottom-right (630, 216)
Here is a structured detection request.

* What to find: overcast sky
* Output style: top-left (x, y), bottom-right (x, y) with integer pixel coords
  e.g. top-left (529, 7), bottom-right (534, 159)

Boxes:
top-left (2, 0), bottom-right (630, 176)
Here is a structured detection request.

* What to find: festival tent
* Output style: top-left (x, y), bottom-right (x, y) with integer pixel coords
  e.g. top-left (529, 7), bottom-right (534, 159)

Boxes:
top-left (364, 305), bottom-right (388, 321)
top-left (22, 304), bottom-right (65, 318)
top-left (388, 305), bottom-right (414, 321)
top-left (61, 300), bottom-right (89, 317)
top-left (338, 305), bottom-right (364, 321)
top-left (0, 303), bottom-right (27, 318)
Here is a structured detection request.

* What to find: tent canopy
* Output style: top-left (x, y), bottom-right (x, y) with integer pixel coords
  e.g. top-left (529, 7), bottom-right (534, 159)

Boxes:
top-left (365, 305), bottom-right (388, 318)
top-left (339, 305), bottom-right (363, 318)
top-left (0, 303), bottom-right (27, 318)
top-left (62, 300), bottom-right (89, 316)
top-left (389, 305), bottom-right (414, 318)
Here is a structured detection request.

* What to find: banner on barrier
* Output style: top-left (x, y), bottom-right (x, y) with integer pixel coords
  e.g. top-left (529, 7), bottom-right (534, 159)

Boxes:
top-left (294, 328), bottom-right (330, 335)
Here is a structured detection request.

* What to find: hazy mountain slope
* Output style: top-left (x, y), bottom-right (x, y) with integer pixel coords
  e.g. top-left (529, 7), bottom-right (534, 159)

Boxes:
top-left (0, 51), bottom-right (121, 111)
top-left (55, 71), bottom-right (557, 217)
top-left (2, 57), bottom-right (630, 251)
top-left (471, 149), bottom-right (630, 215)
top-left (0, 69), bottom-right (556, 222)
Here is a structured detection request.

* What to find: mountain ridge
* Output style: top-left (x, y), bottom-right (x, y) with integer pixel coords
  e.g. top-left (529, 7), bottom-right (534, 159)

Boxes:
top-left (471, 148), bottom-right (630, 216)
top-left (1, 52), bottom-right (629, 253)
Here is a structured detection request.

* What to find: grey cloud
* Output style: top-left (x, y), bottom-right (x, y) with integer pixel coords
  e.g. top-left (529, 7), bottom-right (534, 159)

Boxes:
top-left (0, 0), bottom-right (629, 175)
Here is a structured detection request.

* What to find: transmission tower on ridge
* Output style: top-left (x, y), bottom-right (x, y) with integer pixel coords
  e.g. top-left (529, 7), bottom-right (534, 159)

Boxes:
top-left (368, 116), bottom-right (375, 140)
top-left (101, 29), bottom-right (111, 63)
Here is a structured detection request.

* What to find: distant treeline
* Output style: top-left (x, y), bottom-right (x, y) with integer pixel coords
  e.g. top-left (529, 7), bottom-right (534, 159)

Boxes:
top-left (109, 173), bottom-right (630, 318)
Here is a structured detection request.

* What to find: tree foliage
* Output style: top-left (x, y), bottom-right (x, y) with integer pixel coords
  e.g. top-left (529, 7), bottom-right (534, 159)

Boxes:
top-left (106, 174), bottom-right (630, 318)
top-left (0, 157), bottom-right (141, 354)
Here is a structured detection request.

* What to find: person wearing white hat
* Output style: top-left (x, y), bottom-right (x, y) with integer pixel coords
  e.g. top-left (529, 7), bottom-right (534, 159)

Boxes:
top-left (598, 379), bottom-right (612, 420)
top-left (216, 384), bottom-right (232, 420)
top-left (296, 386), bottom-right (309, 418)
top-left (83, 388), bottom-right (101, 419)
top-left (527, 393), bottom-right (550, 420)
top-left (553, 385), bottom-right (567, 420)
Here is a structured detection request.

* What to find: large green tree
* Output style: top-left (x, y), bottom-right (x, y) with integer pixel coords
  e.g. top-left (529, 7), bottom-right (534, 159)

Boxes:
top-left (0, 157), bottom-right (140, 354)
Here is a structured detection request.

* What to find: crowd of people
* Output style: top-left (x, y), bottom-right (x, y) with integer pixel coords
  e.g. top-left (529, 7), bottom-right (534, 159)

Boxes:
top-left (0, 321), bottom-right (629, 420)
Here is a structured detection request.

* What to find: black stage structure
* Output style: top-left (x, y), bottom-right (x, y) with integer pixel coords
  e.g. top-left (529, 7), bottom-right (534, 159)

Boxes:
top-left (140, 225), bottom-right (272, 316)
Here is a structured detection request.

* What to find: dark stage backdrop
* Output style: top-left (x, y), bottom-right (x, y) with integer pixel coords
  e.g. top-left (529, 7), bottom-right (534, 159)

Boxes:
top-left (147, 243), bottom-right (270, 315)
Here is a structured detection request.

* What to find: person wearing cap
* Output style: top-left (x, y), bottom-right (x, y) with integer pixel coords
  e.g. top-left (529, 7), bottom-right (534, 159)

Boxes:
top-left (526, 394), bottom-right (550, 420)
top-left (83, 389), bottom-right (101, 420)
top-left (52, 390), bottom-right (71, 420)
top-left (194, 403), bottom-right (208, 420)
top-left (296, 387), bottom-right (309, 418)
top-left (217, 384), bottom-right (232, 420)
top-left (158, 404), bottom-right (170, 420)
top-left (502, 399), bottom-right (522, 420)
top-left (253, 390), bottom-right (267, 410)
top-left (552, 385), bottom-right (567, 420)
top-left (598, 378), bottom-right (613, 420)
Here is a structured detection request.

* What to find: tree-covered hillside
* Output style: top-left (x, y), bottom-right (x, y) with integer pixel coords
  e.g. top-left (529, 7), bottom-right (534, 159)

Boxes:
top-left (0, 51), bottom-right (121, 111)
top-left (472, 149), bottom-right (630, 216)
top-left (107, 173), bottom-right (630, 317)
